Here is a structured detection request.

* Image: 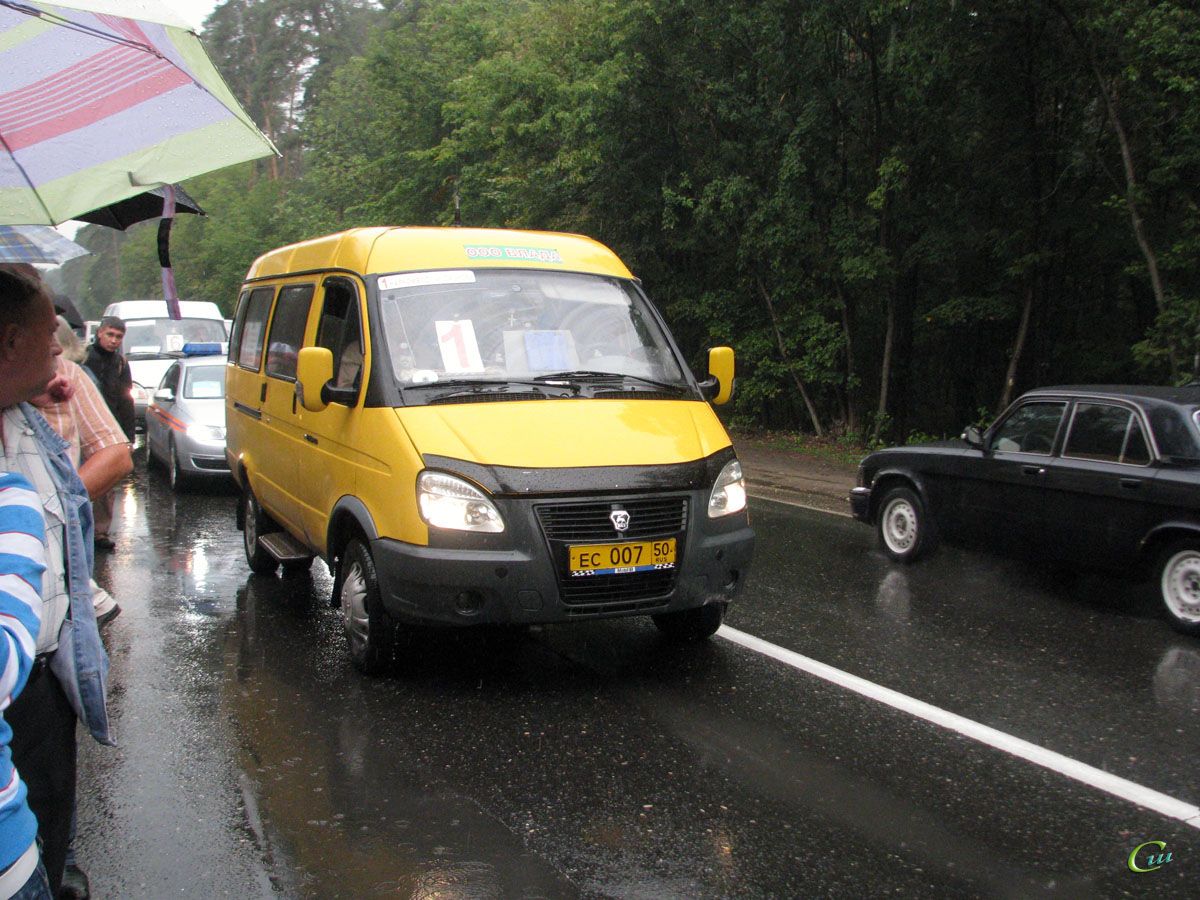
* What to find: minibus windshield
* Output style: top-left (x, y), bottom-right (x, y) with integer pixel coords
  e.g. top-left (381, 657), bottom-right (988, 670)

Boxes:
top-left (376, 270), bottom-right (688, 397)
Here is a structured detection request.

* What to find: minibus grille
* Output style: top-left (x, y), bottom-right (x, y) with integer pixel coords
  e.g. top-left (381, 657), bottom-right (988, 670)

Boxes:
top-left (536, 497), bottom-right (688, 541)
top-left (535, 497), bottom-right (688, 612)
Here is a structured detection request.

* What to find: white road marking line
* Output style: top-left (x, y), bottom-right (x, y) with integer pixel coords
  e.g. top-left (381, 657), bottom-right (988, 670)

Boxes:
top-left (746, 487), bottom-right (853, 517)
top-left (718, 625), bottom-right (1200, 830)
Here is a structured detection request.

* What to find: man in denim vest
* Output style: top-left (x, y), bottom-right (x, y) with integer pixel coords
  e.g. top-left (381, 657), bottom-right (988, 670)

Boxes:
top-left (0, 267), bottom-right (111, 899)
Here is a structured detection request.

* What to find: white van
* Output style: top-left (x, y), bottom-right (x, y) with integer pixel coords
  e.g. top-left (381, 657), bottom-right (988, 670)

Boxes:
top-left (102, 300), bottom-right (228, 427)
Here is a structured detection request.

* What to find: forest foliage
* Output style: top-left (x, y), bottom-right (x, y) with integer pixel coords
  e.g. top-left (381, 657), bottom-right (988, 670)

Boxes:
top-left (49, 0), bottom-right (1200, 442)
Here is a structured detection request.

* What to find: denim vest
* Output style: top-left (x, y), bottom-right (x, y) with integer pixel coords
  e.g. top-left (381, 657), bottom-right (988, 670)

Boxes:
top-left (21, 404), bottom-right (112, 746)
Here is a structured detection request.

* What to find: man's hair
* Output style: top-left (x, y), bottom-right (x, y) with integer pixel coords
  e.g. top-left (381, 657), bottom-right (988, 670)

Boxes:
top-left (98, 315), bottom-right (126, 333)
top-left (0, 265), bottom-right (49, 329)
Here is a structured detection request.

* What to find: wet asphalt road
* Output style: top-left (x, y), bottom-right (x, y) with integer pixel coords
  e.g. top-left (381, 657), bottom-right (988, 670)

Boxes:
top-left (74, 455), bottom-right (1199, 899)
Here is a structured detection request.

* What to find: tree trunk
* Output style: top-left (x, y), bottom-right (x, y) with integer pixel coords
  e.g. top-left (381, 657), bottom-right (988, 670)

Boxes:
top-left (756, 277), bottom-right (824, 437)
top-left (873, 296), bottom-right (895, 444)
top-left (1000, 285), bottom-right (1034, 411)
top-left (1051, 0), bottom-right (1177, 378)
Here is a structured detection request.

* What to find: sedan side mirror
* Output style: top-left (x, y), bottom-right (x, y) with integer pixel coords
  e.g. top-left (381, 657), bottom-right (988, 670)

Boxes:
top-left (154, 387), bottom-right (174, 402)
top-left (961, 425), bottom-right (984, 448)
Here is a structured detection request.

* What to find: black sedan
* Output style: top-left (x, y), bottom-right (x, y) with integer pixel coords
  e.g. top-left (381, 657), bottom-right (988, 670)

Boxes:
top-left (850, 385), bottom-right (1200, 635)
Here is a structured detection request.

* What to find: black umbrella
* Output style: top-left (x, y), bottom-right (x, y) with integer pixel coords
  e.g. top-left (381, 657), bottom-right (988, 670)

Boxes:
top-left (76, 185), bottom-right (206, 320)
top-left (74, 185), bottom-right (205, 231)
top-left (53, 295), bottom-right (84, 329)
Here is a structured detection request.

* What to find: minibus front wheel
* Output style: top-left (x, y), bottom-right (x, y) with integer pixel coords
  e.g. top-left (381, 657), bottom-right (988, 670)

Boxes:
top-left (652, 602), bottom-right (726, 641)
top-left (339, 538), bottom-right (396, 674)
top-left (242, 488), bottom-right (279, 575)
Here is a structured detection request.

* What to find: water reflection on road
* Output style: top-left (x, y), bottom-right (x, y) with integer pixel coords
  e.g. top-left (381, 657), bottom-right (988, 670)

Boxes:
top-left (74, 461), bottom-right (1200, 900)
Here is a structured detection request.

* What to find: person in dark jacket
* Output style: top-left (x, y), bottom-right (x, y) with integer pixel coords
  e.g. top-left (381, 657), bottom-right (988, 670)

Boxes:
top-left (83, 316), bottom-right (134, 551)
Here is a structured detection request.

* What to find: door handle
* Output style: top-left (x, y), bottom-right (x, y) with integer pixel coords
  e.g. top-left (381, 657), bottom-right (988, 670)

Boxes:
top-left (304, 434), bottom-right (318, 445)
top-left (1022, 465), bottom-right (1045, 476)
top-left (1120, 477), bottom-right (1142, 490)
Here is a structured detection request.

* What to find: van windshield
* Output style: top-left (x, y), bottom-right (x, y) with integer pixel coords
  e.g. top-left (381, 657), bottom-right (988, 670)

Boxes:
top-left (376, 269), bottom-right (688, 398)
top-left (123, 318), bottom-right (227, 357)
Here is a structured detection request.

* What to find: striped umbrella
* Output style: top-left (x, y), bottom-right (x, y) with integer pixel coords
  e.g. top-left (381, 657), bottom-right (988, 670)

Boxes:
top-left (0, 224), bottom-right (89, 263)
top-left (0, 0), bottom-right (278, 226)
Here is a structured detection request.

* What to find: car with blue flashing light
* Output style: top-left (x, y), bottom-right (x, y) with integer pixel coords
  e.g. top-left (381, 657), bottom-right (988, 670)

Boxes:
top-left (102, 300), bottom-right (229, 428)
top-left (145, 343), bottom-right (230, 489)
top-left (850, 385), bottom-right (1200, 636)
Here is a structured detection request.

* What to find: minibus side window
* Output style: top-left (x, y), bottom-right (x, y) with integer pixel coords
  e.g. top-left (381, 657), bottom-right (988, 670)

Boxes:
top-left (315, 278), bottom-right (364, 393)
top-left (233, 287), bottom-right (275, 372)
top-left (265, 284), bottom-right (315, 381)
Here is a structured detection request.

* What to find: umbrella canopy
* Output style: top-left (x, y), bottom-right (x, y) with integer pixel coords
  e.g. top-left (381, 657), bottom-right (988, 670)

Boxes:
top-left (0, 0), bottom-right (277, 225)
top-left (53, 294), bottom-right (84, 328)
top-left (75, 183), bottom-right (205, 230)
top-left (0, 224), bottom-right (89, 264)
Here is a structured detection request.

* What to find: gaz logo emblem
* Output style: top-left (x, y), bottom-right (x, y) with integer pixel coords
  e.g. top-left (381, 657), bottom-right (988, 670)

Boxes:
top-left (610, 508), bottom-right (630, 532)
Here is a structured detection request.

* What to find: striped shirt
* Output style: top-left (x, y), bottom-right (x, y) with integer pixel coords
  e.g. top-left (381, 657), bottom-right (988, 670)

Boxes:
top-left (1, 409), bottom-right (67, 654)
top-left (0, 472), bottom-right (47, 876)
top-left (34, 358), bottom-right (129, 467)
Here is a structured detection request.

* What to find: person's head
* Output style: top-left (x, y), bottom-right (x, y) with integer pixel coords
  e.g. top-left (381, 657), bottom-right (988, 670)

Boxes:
top-left (96, 315), bottom-right (125, 353)
top-left (0, 266), bottom-right (63, 408)
top-left (55, 315), bottom-right (86, 364)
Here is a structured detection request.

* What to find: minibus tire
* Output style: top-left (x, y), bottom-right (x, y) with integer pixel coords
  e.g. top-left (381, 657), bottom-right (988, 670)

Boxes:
top-left (242, 488), bottom-right (280, 575)
top-left (652, 603), bottom-right (726, 641)
top-left (339, 539), bottom-right (395, 674)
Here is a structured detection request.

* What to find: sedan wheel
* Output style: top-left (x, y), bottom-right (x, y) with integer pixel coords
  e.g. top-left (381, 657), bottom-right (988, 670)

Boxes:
top-left (1158, 540), bottom-right (1200, 635)
top-left (877, 485), bottom-right (937, 562)
top-left (167, 436), bottom-right (186, 491)
top-left (339, 538), bottom-right (395, 674)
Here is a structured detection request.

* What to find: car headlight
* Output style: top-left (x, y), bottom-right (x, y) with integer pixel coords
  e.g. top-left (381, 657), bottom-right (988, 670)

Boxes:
top-left (417, 471), bottom-right (504, 533)
top-left (186, 423), bottom-right (226, 442)
top-left (708, 459), bottom-right (747, 517)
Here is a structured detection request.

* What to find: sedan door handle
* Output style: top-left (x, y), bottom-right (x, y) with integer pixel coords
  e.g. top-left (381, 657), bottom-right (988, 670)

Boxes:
top-left (1022, 465), bottom-right (1045, 476)
top-left (1120, 477), bottom-right (1142, 490)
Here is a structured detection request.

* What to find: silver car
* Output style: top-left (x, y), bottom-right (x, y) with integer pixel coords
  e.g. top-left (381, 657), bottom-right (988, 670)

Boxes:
top-left (145, 347), bottom-right (230, 489)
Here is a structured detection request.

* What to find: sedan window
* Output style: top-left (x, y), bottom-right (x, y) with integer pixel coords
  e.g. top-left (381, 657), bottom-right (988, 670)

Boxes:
top-left (1063, 403), bottom-right (1150, 465)
top-left (989, 401), bottom-right (1066, 454)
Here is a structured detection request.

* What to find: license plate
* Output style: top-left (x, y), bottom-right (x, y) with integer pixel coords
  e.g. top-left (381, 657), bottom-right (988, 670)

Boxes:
top-left (569, 539), bottom-right (676, 577)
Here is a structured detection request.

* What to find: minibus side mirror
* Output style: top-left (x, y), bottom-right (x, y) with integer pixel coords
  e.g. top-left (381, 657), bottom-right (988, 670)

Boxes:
top-left (296, 347), bottom-right (333, 412)
top-left (698, 346), bottom-right (735, 405)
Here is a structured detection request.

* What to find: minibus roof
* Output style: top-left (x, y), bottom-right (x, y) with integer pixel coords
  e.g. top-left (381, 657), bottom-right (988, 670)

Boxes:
top-left (243, 227), bottom-right (635, 282)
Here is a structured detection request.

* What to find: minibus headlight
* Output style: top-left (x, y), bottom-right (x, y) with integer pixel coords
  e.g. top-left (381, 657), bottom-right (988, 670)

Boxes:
top-left (417, 471), bottom-right (505, 533)
top-left (708, 459), bottom-right (747, 518)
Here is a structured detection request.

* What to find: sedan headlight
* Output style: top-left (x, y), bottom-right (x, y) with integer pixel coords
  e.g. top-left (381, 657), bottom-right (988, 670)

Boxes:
top-left (417, 471), bottom-right (504, 533)
top-left (708, 459), bottom-right (747, 518)
top-left (186, 423), bottom-right (226, 442)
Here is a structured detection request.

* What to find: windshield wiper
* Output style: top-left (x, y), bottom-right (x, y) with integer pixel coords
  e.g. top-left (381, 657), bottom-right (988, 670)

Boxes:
top-left (532, 370), bottom-right (621, 383)
top-left (402, 378), bottom-right (576, 399)
top-left (533, 371), bottom-right (689, 396)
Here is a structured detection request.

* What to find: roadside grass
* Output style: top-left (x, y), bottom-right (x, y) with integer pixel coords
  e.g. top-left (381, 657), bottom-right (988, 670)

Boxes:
top-left (729, 429), bottom-right (867, 465)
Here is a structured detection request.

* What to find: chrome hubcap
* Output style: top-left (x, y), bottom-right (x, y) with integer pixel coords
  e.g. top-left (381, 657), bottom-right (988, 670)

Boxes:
top-left (244, 496), bottom-right (258, 554)
top-left (341, 560), bottom-right (370, 645)
top-left (882, 499), bottom-right (917, 553)
top-left (1162, 550), bottom-right (1200, 624)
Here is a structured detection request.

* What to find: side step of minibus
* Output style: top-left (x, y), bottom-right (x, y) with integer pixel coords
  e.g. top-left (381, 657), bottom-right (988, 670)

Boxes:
top-left (257, 531), bottom-right (311, 563)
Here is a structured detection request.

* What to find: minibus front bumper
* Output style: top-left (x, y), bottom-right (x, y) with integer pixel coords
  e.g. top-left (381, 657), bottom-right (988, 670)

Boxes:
top-left (369, 500), bottom-right (754, 626)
